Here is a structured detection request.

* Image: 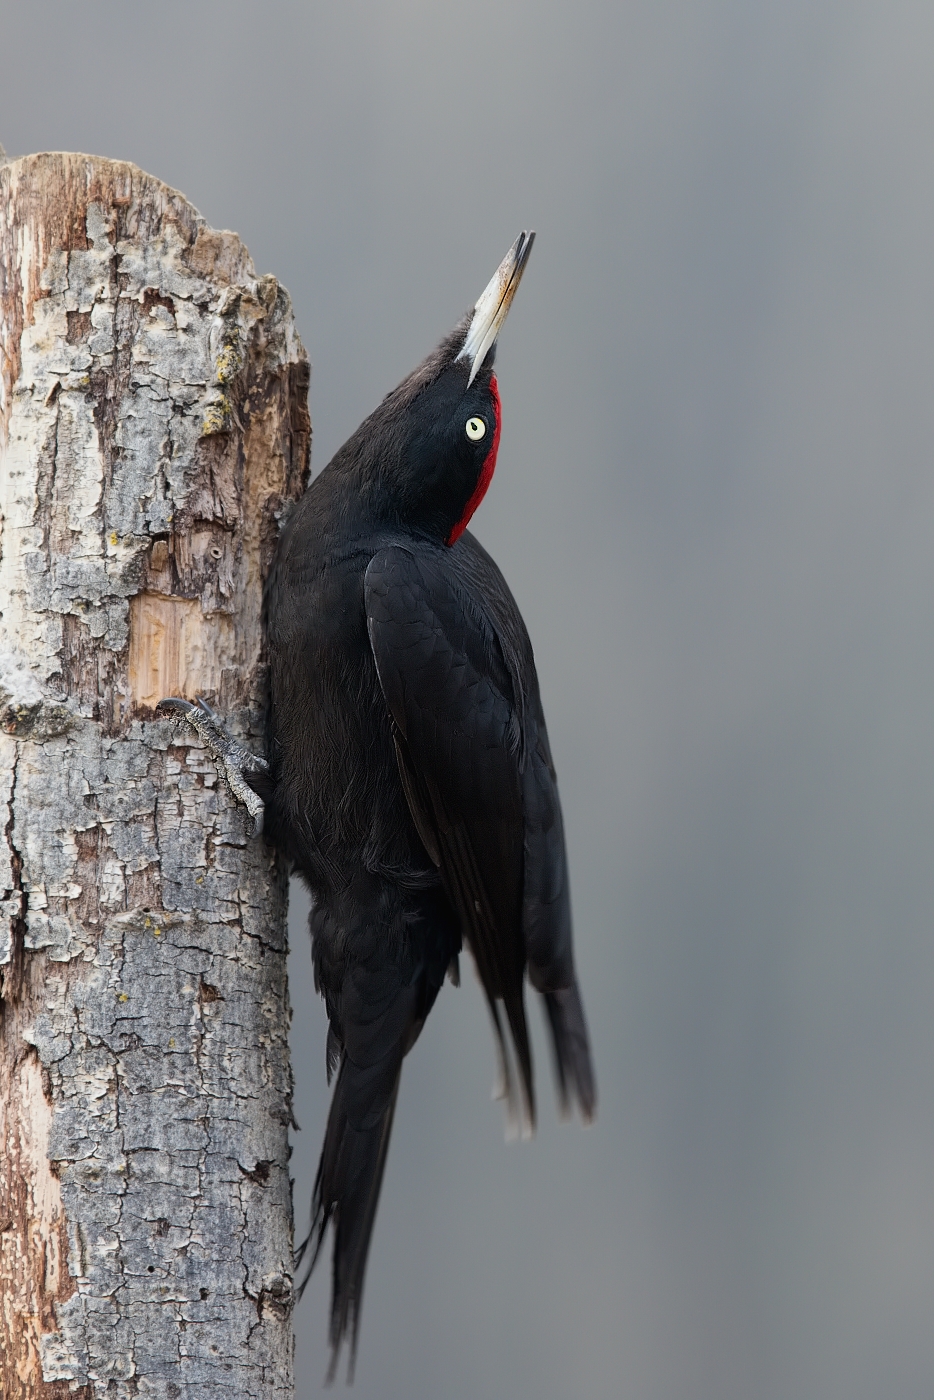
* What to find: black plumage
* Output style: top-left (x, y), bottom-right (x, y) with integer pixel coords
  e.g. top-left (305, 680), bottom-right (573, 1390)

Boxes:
top-left (253, 234), bottom-right (595, 1378)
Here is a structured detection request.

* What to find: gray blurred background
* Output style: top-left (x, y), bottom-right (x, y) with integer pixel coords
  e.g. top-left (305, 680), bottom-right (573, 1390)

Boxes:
top-left (6, 1), bottom-right (934, 1395)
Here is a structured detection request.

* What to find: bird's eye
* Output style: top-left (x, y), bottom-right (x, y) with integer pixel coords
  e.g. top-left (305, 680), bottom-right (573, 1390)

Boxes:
top-left (465, 416), bottom-right (487, 442)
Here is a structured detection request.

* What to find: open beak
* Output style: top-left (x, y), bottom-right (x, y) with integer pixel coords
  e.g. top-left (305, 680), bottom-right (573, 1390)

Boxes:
top-left (457, 230), bottom-right (535, 387)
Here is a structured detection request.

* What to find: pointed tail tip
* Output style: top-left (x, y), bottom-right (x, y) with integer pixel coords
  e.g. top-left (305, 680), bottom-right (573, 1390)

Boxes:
top-left (543, 981), bottom-right (597, 1126)
top-left (578, 1082), bottom-right (597, 1126)
top-left (325, 1282), bottom-right (362, 1386)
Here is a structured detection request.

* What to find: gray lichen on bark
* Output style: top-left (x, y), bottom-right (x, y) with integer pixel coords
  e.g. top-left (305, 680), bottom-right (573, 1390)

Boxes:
top-left (0, 153), bottom-right (309, 1398)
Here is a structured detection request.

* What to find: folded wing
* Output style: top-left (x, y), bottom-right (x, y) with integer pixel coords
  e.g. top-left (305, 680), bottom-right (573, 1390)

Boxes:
top-left (365, 539), bottom-right (595, 1126)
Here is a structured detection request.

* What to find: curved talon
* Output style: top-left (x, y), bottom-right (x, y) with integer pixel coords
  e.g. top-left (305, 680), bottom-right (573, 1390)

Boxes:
top-left (157, 696), bottom-right (197, 715)
top-left (157, 695), bottom-right (267, 836)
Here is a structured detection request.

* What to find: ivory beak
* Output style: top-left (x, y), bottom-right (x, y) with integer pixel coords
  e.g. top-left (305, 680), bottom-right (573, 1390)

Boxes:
top-left (457, 230), bottom-right (535, 386)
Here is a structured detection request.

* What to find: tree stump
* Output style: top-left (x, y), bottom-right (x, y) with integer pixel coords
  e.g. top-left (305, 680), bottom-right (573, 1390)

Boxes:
top-left (0, 150), bottom-right (309, 1399)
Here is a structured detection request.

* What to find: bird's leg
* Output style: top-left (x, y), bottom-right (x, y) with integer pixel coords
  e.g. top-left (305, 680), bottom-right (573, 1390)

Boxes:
top-left (158, 697), bottom-right (268, 836)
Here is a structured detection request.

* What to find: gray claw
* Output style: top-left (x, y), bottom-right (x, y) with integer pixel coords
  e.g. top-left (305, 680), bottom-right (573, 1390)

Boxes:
top-left (158, 696), bottom-right (268, 836)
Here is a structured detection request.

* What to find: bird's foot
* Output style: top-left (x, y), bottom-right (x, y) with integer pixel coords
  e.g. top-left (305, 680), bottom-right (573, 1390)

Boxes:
top-left (158, 697), bottom-right (268, 836)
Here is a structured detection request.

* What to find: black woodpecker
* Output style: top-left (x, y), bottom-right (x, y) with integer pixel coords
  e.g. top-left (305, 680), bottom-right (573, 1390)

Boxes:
top-left (164, 233), bottom-right (595, 1381)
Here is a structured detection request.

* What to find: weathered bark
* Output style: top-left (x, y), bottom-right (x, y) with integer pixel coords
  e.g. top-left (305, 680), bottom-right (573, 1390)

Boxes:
top-left (0, 151), bottom-right (309, 1399)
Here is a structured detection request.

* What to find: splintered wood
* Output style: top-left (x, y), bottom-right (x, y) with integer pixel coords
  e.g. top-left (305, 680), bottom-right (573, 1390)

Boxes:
top-left (128, 595), bottom-right (237, 711)
top-left (0, 151), bottom-right (309, 1399)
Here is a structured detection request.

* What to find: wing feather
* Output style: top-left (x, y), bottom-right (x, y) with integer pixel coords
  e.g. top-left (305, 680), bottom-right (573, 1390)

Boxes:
top-left (365, 537), bottom-right (595, 1124)
top-left (366, 545), bottom-right (533, 1119)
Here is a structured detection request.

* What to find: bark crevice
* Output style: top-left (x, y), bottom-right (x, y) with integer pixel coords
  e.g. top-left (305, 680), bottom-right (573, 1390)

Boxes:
top-left (1, 746), bottom-right (25, 1004)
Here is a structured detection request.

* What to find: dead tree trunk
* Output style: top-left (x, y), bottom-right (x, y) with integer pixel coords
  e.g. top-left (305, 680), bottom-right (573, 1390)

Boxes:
top-left (0, 150), bottom-right (309, 1399)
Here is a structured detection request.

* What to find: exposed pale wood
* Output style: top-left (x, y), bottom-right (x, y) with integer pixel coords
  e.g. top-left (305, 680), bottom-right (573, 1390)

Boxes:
top-left (0, 151), bottom-right (309, 1399)
top-left (128, 595), bottom-right (237, 710)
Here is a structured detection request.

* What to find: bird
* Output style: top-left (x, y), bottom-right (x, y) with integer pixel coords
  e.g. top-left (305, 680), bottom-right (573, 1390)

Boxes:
top-left (164, 233), bottom-right (595, 1381)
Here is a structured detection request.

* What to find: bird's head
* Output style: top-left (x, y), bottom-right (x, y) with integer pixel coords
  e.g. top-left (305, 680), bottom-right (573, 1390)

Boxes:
top-left (335, 232), bottom-right (535, 545)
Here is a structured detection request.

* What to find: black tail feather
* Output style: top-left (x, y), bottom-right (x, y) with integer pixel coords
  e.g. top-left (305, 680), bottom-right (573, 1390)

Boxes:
top-left (297, 1050), bottom-right (402, 1383)
top-left (503, 989), bottom-right (535, 1131)
top-left (543, 980), bottom-right (596, 1123)
top-left (483, 989), bottom-right (536, 1136)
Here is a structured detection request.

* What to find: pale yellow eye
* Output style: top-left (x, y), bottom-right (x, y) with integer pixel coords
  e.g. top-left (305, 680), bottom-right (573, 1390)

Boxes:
top-left (465, 416), bottom-right (487, 442)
